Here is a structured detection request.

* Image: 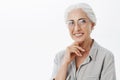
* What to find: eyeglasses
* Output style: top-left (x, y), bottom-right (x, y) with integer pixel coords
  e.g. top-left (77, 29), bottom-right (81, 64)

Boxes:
top-left (66, 18), bottom-right (90, 28)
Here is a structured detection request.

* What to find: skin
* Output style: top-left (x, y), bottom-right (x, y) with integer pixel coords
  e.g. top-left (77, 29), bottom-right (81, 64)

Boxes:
top-left (55, 8), bottom-right (95, 80)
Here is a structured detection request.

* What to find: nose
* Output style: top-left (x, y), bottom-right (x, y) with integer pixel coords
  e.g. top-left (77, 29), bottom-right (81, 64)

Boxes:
top-left (74, 23), bottom-right (81, 31)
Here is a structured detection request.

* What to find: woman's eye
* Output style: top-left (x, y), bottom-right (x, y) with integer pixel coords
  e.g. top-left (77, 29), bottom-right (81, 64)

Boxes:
top-left (69, 21), bottom-right (74, 25)
top-left (67, 21), bottom-right (74, 26)
top-left (79, 19), bottom-right (86, 24)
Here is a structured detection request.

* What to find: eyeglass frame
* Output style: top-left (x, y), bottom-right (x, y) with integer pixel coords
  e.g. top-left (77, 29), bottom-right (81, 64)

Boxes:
top-left (66, 18), bottom-right (91, 28)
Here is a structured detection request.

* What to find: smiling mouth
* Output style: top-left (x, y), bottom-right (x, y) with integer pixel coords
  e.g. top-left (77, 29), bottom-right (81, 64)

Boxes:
top-left (74, 33), bottom-right (84, 37)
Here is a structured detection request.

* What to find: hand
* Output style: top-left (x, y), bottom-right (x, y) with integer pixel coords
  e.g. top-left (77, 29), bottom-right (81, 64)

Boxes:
top-left (63, 42), bottom-right (85, 65)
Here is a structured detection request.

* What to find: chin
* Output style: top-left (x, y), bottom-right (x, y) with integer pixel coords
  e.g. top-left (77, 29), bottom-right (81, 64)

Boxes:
top-left (71, 33), bottom-right (86, 42)
top-left (74, 38), bottom-right (85, 43)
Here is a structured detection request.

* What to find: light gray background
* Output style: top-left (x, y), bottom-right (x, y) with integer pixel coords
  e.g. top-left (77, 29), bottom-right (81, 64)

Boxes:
top-left (0, 0), bottom-right (119, 80)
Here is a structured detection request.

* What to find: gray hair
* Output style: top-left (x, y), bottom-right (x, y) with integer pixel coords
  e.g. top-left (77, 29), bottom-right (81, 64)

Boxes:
top-left (65, 3), bottom-right (97, 25)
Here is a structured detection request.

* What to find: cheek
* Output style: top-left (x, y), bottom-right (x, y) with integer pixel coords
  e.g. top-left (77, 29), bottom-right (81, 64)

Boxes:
top-left (83, 26), bottom-right (92, 35)
top-left (68, 28), bottom-right (73, 34)
top-left (86, 24), bottom-right (92, 32)
top-left (88, 26), bottom-right (92, 33)
top-left (88, 26), bottom-right (91, 33)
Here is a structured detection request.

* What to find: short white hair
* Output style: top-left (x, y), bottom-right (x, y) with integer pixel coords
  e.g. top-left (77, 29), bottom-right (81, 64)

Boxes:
top-left (65, 3), bottom-right (97, 25)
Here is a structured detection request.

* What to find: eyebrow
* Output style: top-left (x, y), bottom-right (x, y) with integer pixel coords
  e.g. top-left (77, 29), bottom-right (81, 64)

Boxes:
top-left (78, 18), bottom-right (87, 20)
top-left (67, 20), bottom-right (74, 22)
top-left (67, 18), bottom-right (87, 21)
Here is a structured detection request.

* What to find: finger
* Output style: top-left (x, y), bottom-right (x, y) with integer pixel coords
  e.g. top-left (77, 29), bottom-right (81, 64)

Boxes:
top-left (71, 51), bottom-right (80, 57)
top-left (74, 48), bottom-right (82, 56)
top-left (71, 48), bottom-right (82, 56)
top-left (73, 46), bottom-right (85, 52)
top-left (76, 51), bottom-right (82, 56)
top-left (73, 42), bottom-right (80, 46)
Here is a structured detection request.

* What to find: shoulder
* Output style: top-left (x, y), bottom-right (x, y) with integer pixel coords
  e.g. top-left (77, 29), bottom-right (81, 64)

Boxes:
top-left (96, 41), bottom-right (114, 61)
top-left (53, 50), bottom-right (66, 64)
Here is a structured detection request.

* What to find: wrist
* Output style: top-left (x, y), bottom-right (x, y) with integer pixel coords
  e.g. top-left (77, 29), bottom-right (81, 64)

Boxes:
top-left (62, 61), bottom-right (70, 67)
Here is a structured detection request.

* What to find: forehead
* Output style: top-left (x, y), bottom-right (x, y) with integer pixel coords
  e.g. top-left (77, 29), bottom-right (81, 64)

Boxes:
top-left (67, 8), bottom-right (88, 20)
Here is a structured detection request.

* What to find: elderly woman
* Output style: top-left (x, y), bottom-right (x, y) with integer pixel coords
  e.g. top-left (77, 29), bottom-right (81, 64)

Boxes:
top-left (51, 3), bottom-right (116, 80)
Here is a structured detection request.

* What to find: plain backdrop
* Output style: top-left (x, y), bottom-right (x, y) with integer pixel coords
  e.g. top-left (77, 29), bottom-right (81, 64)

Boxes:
top-left (0, 0), bottom-right (119, 80)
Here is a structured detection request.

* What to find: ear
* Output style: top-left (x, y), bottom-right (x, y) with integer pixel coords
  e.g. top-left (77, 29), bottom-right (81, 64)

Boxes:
top-left (91, 22), bottom-right (95, 30)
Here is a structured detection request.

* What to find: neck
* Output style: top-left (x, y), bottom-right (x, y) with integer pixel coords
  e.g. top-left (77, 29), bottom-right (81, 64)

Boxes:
top-left (79, 38), bottom-right (93, 52)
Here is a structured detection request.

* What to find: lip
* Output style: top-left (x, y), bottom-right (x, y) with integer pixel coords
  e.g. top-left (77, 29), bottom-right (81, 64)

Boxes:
top-left (74, 33), bottom-right (84, 37)
top-left (73, 32), bottom-right (84, 35)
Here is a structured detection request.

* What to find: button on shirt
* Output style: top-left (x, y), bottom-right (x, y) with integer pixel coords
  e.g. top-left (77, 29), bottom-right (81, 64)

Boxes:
top-left (51, 41), bottom-right (116, 80)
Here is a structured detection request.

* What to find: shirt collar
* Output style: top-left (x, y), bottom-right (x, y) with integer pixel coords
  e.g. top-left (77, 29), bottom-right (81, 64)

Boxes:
top-left (88, 40), bottom-right (99, 61)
